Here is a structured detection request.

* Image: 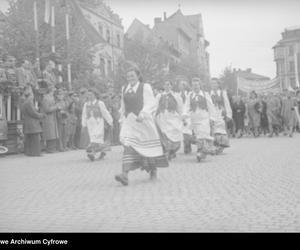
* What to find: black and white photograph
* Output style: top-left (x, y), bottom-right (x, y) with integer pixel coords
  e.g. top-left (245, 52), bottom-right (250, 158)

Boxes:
top-left (0, 0), bottom-right (300, 237)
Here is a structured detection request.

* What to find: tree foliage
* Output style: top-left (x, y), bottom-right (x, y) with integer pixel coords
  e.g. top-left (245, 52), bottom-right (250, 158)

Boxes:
top-left (219, 66), bottom-right (237, 96)
top-left (1, 0), bottom-right (94, 79)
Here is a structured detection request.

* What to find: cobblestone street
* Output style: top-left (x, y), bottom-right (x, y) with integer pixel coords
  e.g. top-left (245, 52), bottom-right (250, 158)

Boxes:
top-left (1, 135), bottom-right (300, 232)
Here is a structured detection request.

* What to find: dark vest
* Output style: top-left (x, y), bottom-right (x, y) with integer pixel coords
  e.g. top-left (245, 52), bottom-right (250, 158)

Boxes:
top-left (123, 82), bottom-right (144, 117)
top-left (86, 101), bottom-right (102, 120)
top-left (190, 92), bottom-right (208, 112)
top-left (158, 93), bottom-right (178, 113)
top-left (211, 90), bottom-right (225, 109)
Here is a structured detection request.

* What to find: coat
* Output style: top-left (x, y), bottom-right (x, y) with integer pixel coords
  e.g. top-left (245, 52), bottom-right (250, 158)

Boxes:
top-left (232, 100), bottom-right (246, 130)
top-left (40, 93), bottom-right (59, 140)
top-left (21, 97), bottom-right (43, 134)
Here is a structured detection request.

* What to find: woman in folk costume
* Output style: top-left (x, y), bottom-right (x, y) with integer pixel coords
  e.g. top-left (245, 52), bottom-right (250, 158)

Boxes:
top-left (81, 89), bottom-right (113, 161)
top-left (115, 68), bottom-right (168, 186)
top-left (177, 78), bottom-right (193, 154)
top-left (247, 91), bottom-right (262, 137)
top-left (210, 79), bottom-right (232, 154)
top-left (155, 80), bottom-right (183, 160)
top-left (184, 78), bottom-right (217, 162)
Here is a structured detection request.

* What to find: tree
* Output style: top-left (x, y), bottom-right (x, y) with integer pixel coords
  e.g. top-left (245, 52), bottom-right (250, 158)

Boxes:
top-left (219, 66), bottom-right (237, 96)
top-left (1, 0), bottom-right (94, 80)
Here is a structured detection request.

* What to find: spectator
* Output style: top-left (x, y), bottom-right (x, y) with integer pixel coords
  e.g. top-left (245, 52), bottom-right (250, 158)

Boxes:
top-left (40, 82), bottom-right (59, 153)
top-left (21, 85), bottom-right (45, 156)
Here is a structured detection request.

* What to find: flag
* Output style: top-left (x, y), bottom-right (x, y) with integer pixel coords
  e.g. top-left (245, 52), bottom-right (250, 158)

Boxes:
top-left (69, 0), bottom-right (105, 46)
top-left (44, 0), bottom-right (51, 24)
top-left (295, 43), bottom-right (300, 88)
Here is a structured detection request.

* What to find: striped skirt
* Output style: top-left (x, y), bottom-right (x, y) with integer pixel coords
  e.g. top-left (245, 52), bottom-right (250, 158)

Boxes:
top-left (122, 146), bottom-right (169, 173)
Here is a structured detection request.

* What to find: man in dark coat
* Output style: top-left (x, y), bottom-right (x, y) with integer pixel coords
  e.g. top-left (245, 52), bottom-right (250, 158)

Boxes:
top-left (21, 86), bottom-right (45, 156)
top-left (40, 83), bottom-right (59, 153)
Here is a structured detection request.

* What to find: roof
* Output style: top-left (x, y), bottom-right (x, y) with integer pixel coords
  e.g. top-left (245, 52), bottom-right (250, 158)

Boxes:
top-left (235, 70), bottom-right (270, 80)
top-left (285, 26), bottom-right (300, 31)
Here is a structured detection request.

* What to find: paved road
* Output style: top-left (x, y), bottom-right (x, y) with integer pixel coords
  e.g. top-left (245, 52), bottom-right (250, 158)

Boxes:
top-left (1, 135), bottom-right (300, 232)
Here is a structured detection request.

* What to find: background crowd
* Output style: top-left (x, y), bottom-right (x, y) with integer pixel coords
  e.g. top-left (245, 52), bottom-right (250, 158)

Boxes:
top-left (1, 54), bottom-right (300, 158)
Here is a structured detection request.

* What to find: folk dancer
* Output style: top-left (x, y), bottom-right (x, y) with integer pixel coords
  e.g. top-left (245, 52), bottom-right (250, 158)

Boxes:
top-left (184, 78), bottom-right (216, 162)
top-left (81, 89), bottom-right (113, 161)
top-left (178, 78), bottom-right (193, 154)
top-left (115, 68), bottom-right (168, 186)
top-left (155, 80), bottom-right (183, 160)
top-left (210, 79), bottom-right (232, 154)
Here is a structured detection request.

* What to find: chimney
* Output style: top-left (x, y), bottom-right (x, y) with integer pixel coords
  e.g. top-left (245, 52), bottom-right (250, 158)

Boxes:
top-left (163, 12), bottom-right (167, 21)
top-left (246, 68), bottom-right (251, 73)
top-left (154, 17), bottom-right (162, 25)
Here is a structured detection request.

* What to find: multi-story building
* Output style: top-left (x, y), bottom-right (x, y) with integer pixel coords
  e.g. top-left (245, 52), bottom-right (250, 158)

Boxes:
top-left (0, 11), bottom-right (6, 53)
top-left (78, 0), bottom-right (124, 77)
top-left (126, 8), bottom-right (210, 81)
top-left (273, 26), bottom-right (300, 89)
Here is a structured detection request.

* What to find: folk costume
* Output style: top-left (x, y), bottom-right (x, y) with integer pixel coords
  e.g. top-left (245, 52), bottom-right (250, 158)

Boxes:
top-left (179, 90), bottom-right (194, 154)
top-left (81, 99), bottom-right (113, 161)
top-left (210, 89), bottom-right (232, 154)
top-left (115, 82), bottom-right (168, 186)
top-left (155, 90), bottom-right (183, 160)
top-left (185, 90), bottom-right (216, 162)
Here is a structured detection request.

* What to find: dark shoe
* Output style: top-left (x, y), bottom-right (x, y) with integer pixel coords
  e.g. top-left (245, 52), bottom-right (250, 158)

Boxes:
top-left (87, 153), bottom-right (95, 161)
top-left (115, 174), bottom-right (128, 186)
top-left (98, 152), bottom-right (106, 160)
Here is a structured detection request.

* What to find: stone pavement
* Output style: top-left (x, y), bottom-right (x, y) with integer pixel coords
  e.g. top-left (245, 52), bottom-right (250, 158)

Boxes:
top-left (0, 134), bottom-right (300, 232)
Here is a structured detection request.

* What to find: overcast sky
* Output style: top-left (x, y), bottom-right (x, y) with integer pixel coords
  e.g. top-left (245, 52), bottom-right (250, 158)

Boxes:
top-left (1, 0), bottom-right (300, 78)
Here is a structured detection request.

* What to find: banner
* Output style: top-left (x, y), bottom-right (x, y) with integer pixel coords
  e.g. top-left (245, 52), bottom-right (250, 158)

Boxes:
top-left (237, 76), bottom-right (281, 94)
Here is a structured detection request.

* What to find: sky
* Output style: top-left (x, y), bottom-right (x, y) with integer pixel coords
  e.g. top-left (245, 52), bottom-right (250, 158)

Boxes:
top-left (1, 0), bottom-right (300, 78)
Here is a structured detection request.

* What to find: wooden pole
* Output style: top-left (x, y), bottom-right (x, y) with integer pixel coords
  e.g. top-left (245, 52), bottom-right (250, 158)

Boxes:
top-left (33, 1), bottom-right (40, 71)
top-left (65, 1), bottom-right (71, 90)
top-left (51, 4), bottom-right (55, 53)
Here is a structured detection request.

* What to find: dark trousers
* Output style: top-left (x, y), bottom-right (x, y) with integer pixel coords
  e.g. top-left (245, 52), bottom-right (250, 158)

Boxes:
top-left (57, 122), bottom-right (68, 151)
top-left (24, 133), bottom-right (41, 156)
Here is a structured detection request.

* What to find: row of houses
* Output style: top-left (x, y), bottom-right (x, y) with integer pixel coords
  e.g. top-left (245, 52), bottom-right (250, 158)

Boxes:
top-left (0, 0), bottom-right (299, 89)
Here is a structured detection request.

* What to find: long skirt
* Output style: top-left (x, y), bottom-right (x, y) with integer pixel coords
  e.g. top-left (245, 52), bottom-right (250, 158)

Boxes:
top-left (24, 133), bottom-right (41, 156)
top-left (160, 132), bottom-right (181, 154)
top-left (122, 146), bottom-right (168, 173)
top-left (196, 139), bottom-right (215, 154)
top-left (214, 134), bottom-right (230, 147)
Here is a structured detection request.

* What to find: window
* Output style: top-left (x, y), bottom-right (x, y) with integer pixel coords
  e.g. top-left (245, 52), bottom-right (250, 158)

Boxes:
top-left (289, 61), bottom-right (295, 72)
top-left (98, 22), bottom-right (103, 35)
top-left (289, 45), bottom-right (294, 56)
top-left (117, 33), bottom-right (121, 47)
top-left (100, 57), bottom-right (105, 76)
top-left (290, 77), bottom-right (296, 88)
top-left (108, 60), bottom-right (112, 74)
top-left (106, 29), bottom-right (110, 43)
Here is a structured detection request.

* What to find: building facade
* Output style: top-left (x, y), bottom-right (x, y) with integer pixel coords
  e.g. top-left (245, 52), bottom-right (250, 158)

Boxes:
top-left (273, 26), bottom-right (300, 89)
top-left (78, 0), bottom-right (124, 77)
top-left (126, 9), bottom-right (210, 81)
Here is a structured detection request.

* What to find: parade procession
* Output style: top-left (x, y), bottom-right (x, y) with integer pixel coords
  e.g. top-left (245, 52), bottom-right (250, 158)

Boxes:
top-left (1, 0), bottom-right (300, 234)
